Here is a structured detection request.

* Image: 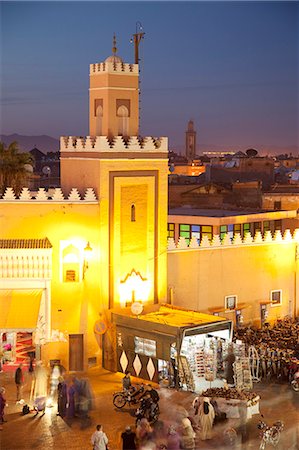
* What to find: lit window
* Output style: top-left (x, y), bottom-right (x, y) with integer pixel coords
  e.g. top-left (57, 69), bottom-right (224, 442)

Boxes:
top-left (168, 223), bottom-right (175, 239)
top-left (179, 224), bottom-right (191, 244)
top-left (202, 225), bottom-right (213, 241)
top-left (243, 223), bottom-right (250, 237)
top-left (225, 295), bottom-right (237, 310)
top-left (220, 225), bottom-right (227, 241)
top-left (270, 290), bottom-right (282, 306)
top-left (191, 224), bottom-right (200, 242)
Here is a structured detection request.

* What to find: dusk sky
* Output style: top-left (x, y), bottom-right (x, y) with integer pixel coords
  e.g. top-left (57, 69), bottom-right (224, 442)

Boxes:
top-left (1, 1), bottom-right (298, 153)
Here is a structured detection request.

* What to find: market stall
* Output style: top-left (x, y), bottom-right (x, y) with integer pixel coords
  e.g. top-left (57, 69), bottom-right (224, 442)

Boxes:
top-left (200, 387), bottom-right (260, 420)
top-left (110, 304), bottom-right (233, 391)
top-left (234, 317), bottom-right (299, 383)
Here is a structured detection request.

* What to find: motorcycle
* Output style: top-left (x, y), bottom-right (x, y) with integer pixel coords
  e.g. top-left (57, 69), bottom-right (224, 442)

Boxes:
top-left (113, 384), bottom-right (145, 409)
top-left (257, 419), bottom-right (284, 450)
top-left (135, 397), bottom-right (160, 425)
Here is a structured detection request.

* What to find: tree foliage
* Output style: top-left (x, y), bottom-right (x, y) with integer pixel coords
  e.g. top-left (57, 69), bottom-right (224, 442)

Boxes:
top-left (0, 141), bottom-right (33, 195)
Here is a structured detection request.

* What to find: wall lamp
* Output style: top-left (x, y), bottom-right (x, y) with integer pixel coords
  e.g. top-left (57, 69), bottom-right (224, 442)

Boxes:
top-left (83, 241), bottom-right (93, 279)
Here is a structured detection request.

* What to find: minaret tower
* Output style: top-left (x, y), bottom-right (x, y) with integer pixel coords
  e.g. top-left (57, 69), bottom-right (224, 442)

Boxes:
top-left (185, 119), bottom-right (197, 162)
top-left (89, 34), bottom-right (139, 138)
top-left (60, 36), bottom-right (168, 312)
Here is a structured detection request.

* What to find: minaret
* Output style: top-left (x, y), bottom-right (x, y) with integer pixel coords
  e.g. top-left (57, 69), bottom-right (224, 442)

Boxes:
top-left (185, 120), bottom-right (196, 161)
top-left (60, 37), bottom-right (168, 310)
top-left (89, 34), bottom-right (139, 138)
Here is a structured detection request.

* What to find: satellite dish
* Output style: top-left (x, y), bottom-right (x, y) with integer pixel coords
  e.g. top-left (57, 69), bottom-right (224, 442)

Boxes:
top-left (42, 166), bottom-right (51, 176)
top-left (24, 164), bottom-right (33, 173)
top-left (246, 148), bottom-right (258, 158)
top-left (131, 301), bottom-right (143, 316)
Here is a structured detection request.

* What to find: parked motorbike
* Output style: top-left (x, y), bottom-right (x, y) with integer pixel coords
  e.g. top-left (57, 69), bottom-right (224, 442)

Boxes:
top-left (113, 383), bottom-right (145, 409)
top-left (257, 419), bottom-right (284, 450)
top-left (135, 397), bottom-right (160, 425)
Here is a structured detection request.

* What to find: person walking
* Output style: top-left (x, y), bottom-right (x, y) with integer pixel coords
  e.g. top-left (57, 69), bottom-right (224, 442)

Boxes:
top-left (0, 388), bottom-right (7, 424)
top-left (57, 377), bottom-right (67, 417)
top-left (198, 397), bottom-right (215, 441)
top-left (91, 424), bottom-right (109, 450)
top-left (224, 345), bottom-right (236, 386)
top-left (15, 363), bottom-right (24, 402)
top-left (121, 425), bottom-right (137, 450)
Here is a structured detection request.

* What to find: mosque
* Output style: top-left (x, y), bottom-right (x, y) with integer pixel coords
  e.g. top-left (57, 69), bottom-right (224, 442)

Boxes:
top-left (0, 38), bottom-right (298, 383)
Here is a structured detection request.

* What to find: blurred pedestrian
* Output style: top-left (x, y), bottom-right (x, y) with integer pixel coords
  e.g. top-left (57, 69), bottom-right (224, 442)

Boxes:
top-left (91, 424), bottom-right (109, 450)
top-left (180, 416), bottom-right (195, 450)
top-left (15, 363), bottom-right (24, 401)
top-left (122, 371), bottom-right (132, 391)
top-left (33, 396), bottom-right (46, 417)
top-left (224, 345), bottom-right (236, 386)
top-left (66, 377), bottom-right (77, 419)
top-left (57, 376), bottom-right (67, 417)
top-left (136, 418), bottom-right (153, 447)
top-left (33, 361), bottom-right (48, 398)
top-left (0, 388), bottom-right (7, 423)
top-left (198, 397), bottom-right (215, 441)
top-left (167, 424), bottom-right (180, 450)
top-left (28, 352), bottom-right (34, 375)
top-left (121, 425), bottom-right (137, 450)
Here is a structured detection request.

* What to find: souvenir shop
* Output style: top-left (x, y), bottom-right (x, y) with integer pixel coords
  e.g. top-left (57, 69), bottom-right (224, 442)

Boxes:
top-left (109, 304), bottom-right (234, 392)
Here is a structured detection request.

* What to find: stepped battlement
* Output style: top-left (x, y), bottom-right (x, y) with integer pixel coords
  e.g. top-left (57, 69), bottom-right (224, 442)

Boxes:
top-left (90, 61), bottom-right (138, 75)
top-left (167, 229), bottom-right (299, 251)
top-left (0, 187), bottom-right (98, 202)
top-left (60, 135), bottom-right (168, 153)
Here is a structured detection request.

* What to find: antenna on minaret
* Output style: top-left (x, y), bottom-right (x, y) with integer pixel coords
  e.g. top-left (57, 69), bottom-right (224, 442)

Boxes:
top-left (130, 22), bottom-right (145, 136)
top-left (112, 33), bottom-right (117, 55)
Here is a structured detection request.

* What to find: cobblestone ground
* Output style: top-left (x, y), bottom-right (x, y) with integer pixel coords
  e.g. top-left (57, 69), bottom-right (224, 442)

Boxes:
top-left (0, 367), bottom-right (299, 449)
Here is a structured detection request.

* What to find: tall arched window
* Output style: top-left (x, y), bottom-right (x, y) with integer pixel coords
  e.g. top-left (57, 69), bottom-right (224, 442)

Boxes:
top-left (117, 105), bottom-right (129, 136)
top-left (96, 105), bottom-right (103, 136)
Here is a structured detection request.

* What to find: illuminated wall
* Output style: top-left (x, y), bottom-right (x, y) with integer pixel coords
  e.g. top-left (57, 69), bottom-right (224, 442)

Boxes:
top-left (168, 231), bottom-right (299, 325)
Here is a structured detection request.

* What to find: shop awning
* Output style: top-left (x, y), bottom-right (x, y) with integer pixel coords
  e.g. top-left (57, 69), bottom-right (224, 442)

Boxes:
top-left (0, 289), bottom-right (42, 330)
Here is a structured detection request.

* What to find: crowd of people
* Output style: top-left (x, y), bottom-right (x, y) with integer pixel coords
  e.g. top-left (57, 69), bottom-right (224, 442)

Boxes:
top-left (107, 372), bottom-right (228, 450)
top-left (0, 356), bottom-right (94, 428)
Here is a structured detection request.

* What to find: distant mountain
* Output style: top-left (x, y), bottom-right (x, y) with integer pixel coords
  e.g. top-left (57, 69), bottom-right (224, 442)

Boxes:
top-left (0, 134), bottom-right (60, 154)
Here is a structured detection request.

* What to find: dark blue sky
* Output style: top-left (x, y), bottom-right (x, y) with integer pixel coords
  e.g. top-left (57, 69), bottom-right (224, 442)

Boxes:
top-left (1, 1), bottom-right (298, 153)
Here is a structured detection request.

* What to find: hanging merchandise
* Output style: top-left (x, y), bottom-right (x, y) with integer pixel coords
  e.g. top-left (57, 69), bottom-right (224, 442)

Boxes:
top-left (248, 345), bottom-right (261, 382)
top-left (234, 357), bottom-right (253, 390)
top-left (204, 347), bottom-right (217, 382)
top-left (178, 355), bottom-right (195, 391)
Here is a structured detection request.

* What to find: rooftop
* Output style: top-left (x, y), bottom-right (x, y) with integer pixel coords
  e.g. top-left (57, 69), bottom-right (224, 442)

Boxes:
top-left (168, 207), bottom-right (265, 218)
top-left (0, 238), bottom-right (52, 249)
top-left (137, 305), bottom-right (225, 328)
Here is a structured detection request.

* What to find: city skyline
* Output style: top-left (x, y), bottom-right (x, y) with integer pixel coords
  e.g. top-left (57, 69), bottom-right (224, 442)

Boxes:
top-left (1, 1), bottom-right (298, 154)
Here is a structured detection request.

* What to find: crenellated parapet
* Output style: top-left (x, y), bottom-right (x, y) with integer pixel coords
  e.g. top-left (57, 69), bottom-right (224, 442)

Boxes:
top-left (60, 135), bottom-right (168, 154)
top-left (90, 61), bottom-right (138, 75)
top-left (168, 229), bottom-right (298, 251)
top-left (0, 187), bottom-right (98, 202)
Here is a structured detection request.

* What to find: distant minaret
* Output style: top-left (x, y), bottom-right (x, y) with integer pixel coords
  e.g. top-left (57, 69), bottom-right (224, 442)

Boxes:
top-left (185, 120), bottom-right (196, 161)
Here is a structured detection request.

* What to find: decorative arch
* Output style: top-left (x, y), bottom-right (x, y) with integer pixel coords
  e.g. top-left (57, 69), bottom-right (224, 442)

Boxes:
top-left (95, 105), bottom-right (103, 136)
top-left (117, 105), bottom-right (129, 136)
top-left (62, 244), bottom-right (80, 282)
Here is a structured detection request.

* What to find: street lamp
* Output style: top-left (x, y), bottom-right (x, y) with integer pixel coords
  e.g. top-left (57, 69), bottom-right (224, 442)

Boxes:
top-left (83, 241), bottom-right (93, 279)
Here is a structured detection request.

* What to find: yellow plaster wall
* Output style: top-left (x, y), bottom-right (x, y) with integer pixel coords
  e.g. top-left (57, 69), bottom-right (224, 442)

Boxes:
top-left (168, 242), bottom-right (298, 326)
top-left (0, 201), bottom-right (102, 367)
top-left (97, 159), bottom-right (168, 307)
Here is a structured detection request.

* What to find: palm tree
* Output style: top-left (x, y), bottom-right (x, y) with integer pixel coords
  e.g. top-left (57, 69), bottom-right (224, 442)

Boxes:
top-left (0, 141), bottom-right (33, 195)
